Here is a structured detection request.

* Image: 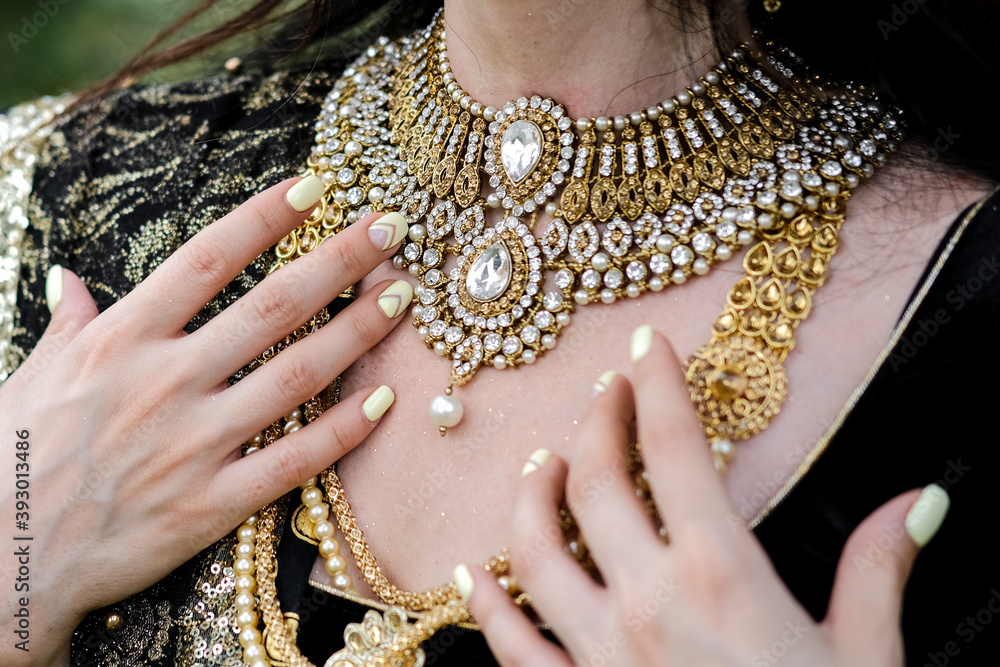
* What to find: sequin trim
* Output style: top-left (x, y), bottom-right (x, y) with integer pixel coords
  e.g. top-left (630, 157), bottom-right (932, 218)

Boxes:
top-left (0, 95), bottom-right (72, 384)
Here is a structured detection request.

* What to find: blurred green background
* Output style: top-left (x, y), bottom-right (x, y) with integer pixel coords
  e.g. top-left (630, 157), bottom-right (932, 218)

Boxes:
top-left (1, 0), bottom-right (245, 109)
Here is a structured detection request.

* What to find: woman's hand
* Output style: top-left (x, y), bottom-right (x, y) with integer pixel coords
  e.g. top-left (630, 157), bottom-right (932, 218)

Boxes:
top-left (460, 325), bottom-right (950, 667)
top-left (0, 175), bottom-right (412, 665)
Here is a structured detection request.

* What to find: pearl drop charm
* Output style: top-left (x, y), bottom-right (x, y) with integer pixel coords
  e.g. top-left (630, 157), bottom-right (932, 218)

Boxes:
top-left (429, 394), bottom-right (464, 429)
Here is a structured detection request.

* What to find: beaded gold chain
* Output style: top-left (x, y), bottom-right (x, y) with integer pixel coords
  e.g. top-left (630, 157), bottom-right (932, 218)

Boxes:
top-left (231, 14), bottom-right (902, 667)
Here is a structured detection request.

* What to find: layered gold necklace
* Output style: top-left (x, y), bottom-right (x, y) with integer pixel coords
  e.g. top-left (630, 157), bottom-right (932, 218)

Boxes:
top-left (233, 11), bottom-right (901, 667)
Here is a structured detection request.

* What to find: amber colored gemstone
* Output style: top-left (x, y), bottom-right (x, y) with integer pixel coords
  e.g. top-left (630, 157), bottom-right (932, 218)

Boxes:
top-left (767, 322), bottom-right (794, 345)
top-left (707, 364), bottom-right (749, 401)
top-left (784, 289), bottom-right (811, 318)
top-left (743, 307), bottom-right (767, 332)
top-left (812, 223), bottom-right (839, 251)
top-left (757, 278), bottom-right (784, 309)
top-left (744, 242), bottom-right (772, 274)
top-left (714, 310), bottom-right (738, 334)
top-left (789, 216), bottom-right (815, 242)
top-left (801, 256), bottom-right (828, 283)
top-left (729, 277), bottom-right (756, 306)
top-left (774, 247), bottom-right (799, 277)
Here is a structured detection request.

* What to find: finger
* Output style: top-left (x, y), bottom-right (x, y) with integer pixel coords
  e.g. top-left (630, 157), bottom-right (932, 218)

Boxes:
top-left (826, 485), bottom-right (948, 662)
top-left (189, 211), bottom-right (409, 380)
top-left (630, 325), bottom-right (733, 532)
top-left (217, 384), bottom-right (396, 512)
top-left (131, 175), bottom-right (325, 331)
top-left (566, 372), bottom-right (664, 578)
top-left (511, 451), bottom-right (605, 646)
top-left (459, 563), bottom-right (574, 667)
top-left (9, 266), bottom-right (99, 388)
top-left (214, 278), bottom-right (412, 440)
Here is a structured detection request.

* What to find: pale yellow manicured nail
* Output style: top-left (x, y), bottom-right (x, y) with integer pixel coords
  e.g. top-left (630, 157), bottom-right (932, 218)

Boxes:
top-left (362, 385), bottom-right (395, 422)
top-left (45, 264), bottom-right (63, 314)
top-left (378, 280), bottom-right (413, 319)
top-left (285, 174), bottom-right (325, 212)
top-left (905, 483), bottom-right (950, 547)
top-left (591, 370), bottom-right (617, 397)
top-left (630, 324), bottom-right (654, 363)
top-left (368, 211), bottom-right (409, 251)
top-left (453, 563), bottom-right (474, 603)
top-left (521, 448), bottom-right (552, 478)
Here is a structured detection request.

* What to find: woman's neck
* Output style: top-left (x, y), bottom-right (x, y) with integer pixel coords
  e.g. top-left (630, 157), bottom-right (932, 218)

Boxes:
top-left (441, 0), bottom-right (735, 120)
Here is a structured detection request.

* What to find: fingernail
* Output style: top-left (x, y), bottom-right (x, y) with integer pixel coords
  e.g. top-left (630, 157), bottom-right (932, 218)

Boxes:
top-left (378, 280), bottom-right (413, 319)
top-left (285, 174), bottom-right (325, 212)
top-left (453, 563), bottom-right (474, 603)
top-left (591, 370), bottom-right (617, 397)
top-left (362, 385), bottom-right (395, 422)
top-left (905, 483), bottom-right (950, 547)
top-left (521, 448), bottom-right (552, 478)
top-left (45, 264), bottom-right (63, 314)
top-left (630, 324), bottom-right (654, 363)
top-left (368, 212), bottom-right (409, 251)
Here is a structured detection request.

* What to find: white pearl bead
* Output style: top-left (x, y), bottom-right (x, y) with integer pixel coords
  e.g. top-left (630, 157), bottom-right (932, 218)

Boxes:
top-left (655, 236), bottom-right (674, 252)
top-left (236, 610), bottom-right (258, 628)
top-left (408, 263), bottom-right (421, 277)
top-left (235, 542), bottom-right (254, 559)
top-left (243, 643), bottom-right (265, 660)
top-left (575, 117), bottom-right (590, 132)
top-left (521, 350), bottom-right (536, 364)
top-left (649, 276), bottom-right (664, 292)
top-left (613, 116), bottom-right (626, 130)
top-left (429, 394), bottom-right (464, 427)
top-left (487, 193), bottom-right (501, 208)
top-left (574, 290), bottom-right (589, 305)
top-left (325, 554), bottom-right (348, 575)
top-left (408, 223), bottom-right (426, 241)
top-left (332, 573), bottom-right (353, 591)
top-left (483, 106), bottom-right (496, 122)
top-left (237, 524), bottom-right (257, 543)
top-left (235, 592), bottom-right (255, 611)
top-left (646, 106), bottom-right (659, 121)
top-left (392, 255), bottom-right (405, 270)
top-left (308, 503), bottom-right (329, 523)
top-left (629, 112), bottom-right (643, 126)
top-left (235, 575), bottom-right (256, 593)
top-left (715, 245), bottom-right (732, 261)
top-left (493, 356), bottom-right (507, 369)
top-left (671, 269), bottom-right (687, 284)
top-left (434, 341), bottom-right (447, 355)
top-left (545, 202), bottom-right (558, 215)
top-left (591, 251), bottom-right (610, 272)
top-left (626, 283), bottom-right (641, 298)
top-left (737, 230), bottom-right (754, 245)
top-left (600, 289), bottom-right (615, 304)
top-left (368, 186), bottom-right (385, 203)
top-left (692, 259), bottom-right (710, 275)
top-left (541, 334), bottom-right (557, 349)
top-left (345, 140), bottom-right (363, 156)
top-left (319, 538), bottom-right (340, 558)
top-left (314, 520), bottom-right (335, 540)
top-left (556, 312), bottom-right (571, 326)
top-left (595, 117), bottom-right (609, 132)
top-left (234, 558), bottom-right (254, 576)
top-left (301, 487), bottom-right (323, 507)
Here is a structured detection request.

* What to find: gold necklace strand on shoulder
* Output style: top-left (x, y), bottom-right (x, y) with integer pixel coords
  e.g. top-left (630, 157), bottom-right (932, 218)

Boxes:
top-left (232, 13), bottom-right (902, 667)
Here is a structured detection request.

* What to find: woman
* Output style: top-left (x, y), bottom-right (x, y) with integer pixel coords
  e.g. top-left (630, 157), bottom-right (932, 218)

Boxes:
top-left (1, 0), bottom-right (997, 665)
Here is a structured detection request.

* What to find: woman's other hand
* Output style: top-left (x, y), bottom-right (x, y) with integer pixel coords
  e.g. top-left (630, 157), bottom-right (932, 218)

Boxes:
top-left (461, 326), bottom-right (949, 667)
top-left (0, 175), bottom-right (412, 666)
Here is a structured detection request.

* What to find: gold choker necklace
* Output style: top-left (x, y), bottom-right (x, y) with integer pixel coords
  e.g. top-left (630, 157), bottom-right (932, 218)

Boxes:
top-left (235, 12), bottom-right (902, 667)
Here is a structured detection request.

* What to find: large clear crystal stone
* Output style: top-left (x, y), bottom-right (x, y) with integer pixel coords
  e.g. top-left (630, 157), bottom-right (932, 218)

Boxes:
top-left (466, 242), bottom-right (513, 302)
top-left (501, 120), bottom-right (542, 184)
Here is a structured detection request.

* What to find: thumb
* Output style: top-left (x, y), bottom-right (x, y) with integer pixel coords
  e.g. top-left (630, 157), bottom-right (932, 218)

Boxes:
top-left (825, 484), bottom-right (950, 662)
top-left (15, 265), bottom-right (99, 383)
